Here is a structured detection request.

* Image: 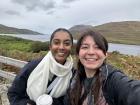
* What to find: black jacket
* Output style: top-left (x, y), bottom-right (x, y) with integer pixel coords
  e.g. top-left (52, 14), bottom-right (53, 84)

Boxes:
top-left (8, 58), bottom-right (73, 105)
top-left (65, 64), bottom-right (140, 105)
top-left (102, 64), bottom-right (140, 105)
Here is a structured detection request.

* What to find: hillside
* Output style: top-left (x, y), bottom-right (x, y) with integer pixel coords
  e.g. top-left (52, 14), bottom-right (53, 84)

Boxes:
top-left (0, 24), bottom-right (43, 35)
top-left (70, 21), bottom-right (140, 45)
top-left (69, 24), bottom-right (94, 35)
top-left (69, 25), bottom-right (94, 39)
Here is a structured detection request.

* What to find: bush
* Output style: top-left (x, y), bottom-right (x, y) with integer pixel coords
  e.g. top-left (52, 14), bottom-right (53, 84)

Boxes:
top-left (30, 41), bottom-right (49, 53)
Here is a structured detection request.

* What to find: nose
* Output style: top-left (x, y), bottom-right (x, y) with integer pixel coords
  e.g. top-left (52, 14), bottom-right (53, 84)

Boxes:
top-left (87, 47), bottom-right (96, 54)
top-left (59, 43), bottom-right (64, 49)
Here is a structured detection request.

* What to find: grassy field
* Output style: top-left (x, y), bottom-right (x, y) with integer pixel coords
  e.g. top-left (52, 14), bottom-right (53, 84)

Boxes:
top-left (0, 35), bottom-right (33, 52)
top-left (0, 35), bottom-right (140, 80)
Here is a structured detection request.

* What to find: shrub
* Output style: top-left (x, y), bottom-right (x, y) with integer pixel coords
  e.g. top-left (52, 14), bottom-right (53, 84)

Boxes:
top-left (30, 41), bottom-right (49, 53)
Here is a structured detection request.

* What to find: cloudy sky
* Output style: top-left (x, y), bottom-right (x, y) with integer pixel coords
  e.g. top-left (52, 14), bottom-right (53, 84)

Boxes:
top-left (0, 0), bottom-right (140, 34)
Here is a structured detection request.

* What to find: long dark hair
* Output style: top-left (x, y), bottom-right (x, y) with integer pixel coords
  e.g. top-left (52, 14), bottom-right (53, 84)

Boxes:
top-left (49, 28), bottom-right (73, 45)
top-left (68, 30), bottom-right (108, 105)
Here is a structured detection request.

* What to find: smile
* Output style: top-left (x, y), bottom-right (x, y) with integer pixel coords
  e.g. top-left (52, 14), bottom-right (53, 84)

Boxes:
top-left (58, 52), bottom-right (65, 56)
top-left (85, 58), bottom-right (97, 62)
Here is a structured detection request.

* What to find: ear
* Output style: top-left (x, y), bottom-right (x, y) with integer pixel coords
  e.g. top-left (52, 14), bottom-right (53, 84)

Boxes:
top-left (49, 44), bottom-right (51, 50)
top-left (105, 52), bottom-right (108, 56)
top-left (104, 52), bottom-right (108, 58)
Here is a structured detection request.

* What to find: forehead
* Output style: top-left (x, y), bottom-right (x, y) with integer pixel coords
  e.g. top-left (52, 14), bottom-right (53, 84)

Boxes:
top-left (53, 31), bottom-right (71, 41)
top-left (82, 35), bottom-right (95, 44)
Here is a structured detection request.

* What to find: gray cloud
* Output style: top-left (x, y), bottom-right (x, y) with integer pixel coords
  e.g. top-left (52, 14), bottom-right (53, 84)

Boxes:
top-left (5, 10), bottom-right (20, 16)
top-left (41, 1), bottom-right (55, 10)
top-left (1, 0), bottom-right (140, 34)
top-left (46, 11), bottom-right (54, 15)
top-left (12, 0), bottom-right (55, 11)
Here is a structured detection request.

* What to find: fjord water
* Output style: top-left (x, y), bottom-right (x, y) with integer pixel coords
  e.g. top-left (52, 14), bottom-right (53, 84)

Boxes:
top-left (109, 43), bottom-right (140, 56)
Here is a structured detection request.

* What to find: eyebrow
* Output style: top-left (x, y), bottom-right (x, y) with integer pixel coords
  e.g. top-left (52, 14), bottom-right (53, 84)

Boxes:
top-left (81, 43), bottom-right (89, 45)
top-left (64, 40), bottom-right (71, 42)
top-left (52, 39), bottom-right (72, 44)
top-left (53, 39), bottom-right (71, 41)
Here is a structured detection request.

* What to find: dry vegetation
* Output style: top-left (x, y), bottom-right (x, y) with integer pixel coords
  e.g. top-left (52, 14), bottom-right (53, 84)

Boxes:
top-left (107, 52), bottom-right (140, 80)
top-left (1, 50), bottom-right (140, 80)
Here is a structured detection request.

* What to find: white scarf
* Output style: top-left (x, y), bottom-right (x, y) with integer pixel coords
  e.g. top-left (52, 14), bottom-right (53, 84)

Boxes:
top-left (26, 51), bottom-right (73, 101)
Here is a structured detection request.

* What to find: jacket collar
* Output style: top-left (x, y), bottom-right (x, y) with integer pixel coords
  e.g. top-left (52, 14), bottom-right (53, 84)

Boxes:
top-left (99, 63), bottom-right (109, 86)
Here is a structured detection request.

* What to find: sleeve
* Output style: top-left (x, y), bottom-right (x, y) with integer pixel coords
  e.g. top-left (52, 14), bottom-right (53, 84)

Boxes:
top-left (105, 70), bottom-right (140, 105)
top-left (7, 60), bottom-right (38, 105)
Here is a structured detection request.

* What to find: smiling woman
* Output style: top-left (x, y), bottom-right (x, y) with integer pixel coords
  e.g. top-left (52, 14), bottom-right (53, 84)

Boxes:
top-left (78, 35), bottom-right (107, 77)
top-left (7, 28), bottom-right (74, 105)
top-left (65, 29), bottom-right (140, 105)
top-left (50, 29), bottom-right (73, 64)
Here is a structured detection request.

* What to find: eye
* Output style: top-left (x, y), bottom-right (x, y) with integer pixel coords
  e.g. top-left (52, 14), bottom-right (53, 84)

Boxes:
top-left (64, 42), bottom-right (71, 46)
top-left (80, 45), bottom-right (88, 49)
top-left (94, 45), bottom-right (100, 49)
top-left (52, 40), bottom-right (60, 45)
top-left (64, 41), bottom-right (71, 46)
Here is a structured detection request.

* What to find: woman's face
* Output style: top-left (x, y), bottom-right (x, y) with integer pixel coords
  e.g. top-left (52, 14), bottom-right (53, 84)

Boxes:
top-left (50, 31), bottom-right (72, 64)
top-left (78, 35), bottom-right (107, 71)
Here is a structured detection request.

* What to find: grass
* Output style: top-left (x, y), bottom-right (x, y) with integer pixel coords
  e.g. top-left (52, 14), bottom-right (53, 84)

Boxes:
top-left (0, 35), bottom-right (140, 80)
top-left (0, 35), bottom-right (33, 52)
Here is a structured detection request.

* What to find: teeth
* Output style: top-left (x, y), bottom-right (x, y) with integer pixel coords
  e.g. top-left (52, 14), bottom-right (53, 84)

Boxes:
top-left (58, 53), bottom-right (65, 56)
top-left (86, 58), bottom-right (96, 61)
top-left (59, 53), bottom-right (64, 54)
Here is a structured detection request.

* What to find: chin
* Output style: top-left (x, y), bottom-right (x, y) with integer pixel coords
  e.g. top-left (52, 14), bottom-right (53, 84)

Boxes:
top-left (86, 65), bottom-right (100, 70)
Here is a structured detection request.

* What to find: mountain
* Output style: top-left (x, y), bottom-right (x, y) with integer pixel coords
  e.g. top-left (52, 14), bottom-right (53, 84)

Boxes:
top-left (69, 24), bottom-right (93, 32)
top-left (69, 21), bottom-right (140, 45)
top-left (69, 25), bottom-right (94, 39)
top-left (0, 24), bottom-right (43, 35)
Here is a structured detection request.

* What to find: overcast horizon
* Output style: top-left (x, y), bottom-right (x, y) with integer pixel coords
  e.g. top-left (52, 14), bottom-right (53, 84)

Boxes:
top-left (0, 0), bottom-right (140, 34)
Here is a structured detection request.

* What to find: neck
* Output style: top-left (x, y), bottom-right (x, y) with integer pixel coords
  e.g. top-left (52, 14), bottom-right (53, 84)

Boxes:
top-left (85, 69), bottom-right (97, 78)
top-left (59, 60), bottom-right (66, 65)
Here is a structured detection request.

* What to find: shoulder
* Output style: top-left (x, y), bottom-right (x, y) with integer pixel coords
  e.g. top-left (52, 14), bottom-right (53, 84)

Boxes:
top-left (11, 58), bottom-right (43, 89)
top-left (101, 64), bottom-right (127, 93)
top-left (18, 58), bottom-right (43, 79)
top-left (103, 64), bottom-right (140, 105)
top-left (103, 64), bottom-right (127, 85)
top-left (100, 64), bottom-right (123, 83)
top-left (103, 64), bottom-right (140, 94)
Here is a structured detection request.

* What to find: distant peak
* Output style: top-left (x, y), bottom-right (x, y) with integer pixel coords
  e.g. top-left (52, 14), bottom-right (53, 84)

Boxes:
top-left (0, 24), bottom-right (44, 35)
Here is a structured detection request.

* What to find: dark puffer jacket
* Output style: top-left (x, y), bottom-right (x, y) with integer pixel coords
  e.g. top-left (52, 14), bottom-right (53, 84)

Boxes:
top-left (65, 64), bottom-right (140, 105)
top-left (102, 64), bottom-right (140, 105)
top-left (8, 58), bottom-right (73, 105)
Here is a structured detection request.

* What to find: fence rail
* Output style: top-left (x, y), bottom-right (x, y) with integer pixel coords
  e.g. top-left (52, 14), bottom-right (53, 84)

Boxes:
top-left (0, 55), bottom-right (28, 80)
top-left (0, 56), bottom-right (28, 68)
top-left (0, 56), bottom-right (28, 105)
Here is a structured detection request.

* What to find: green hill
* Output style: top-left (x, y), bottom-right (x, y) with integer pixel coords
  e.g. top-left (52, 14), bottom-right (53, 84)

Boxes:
top-left (70, 21), bottom-right (140, 45)
top-left (0, 24), bottom-right (43, 35)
